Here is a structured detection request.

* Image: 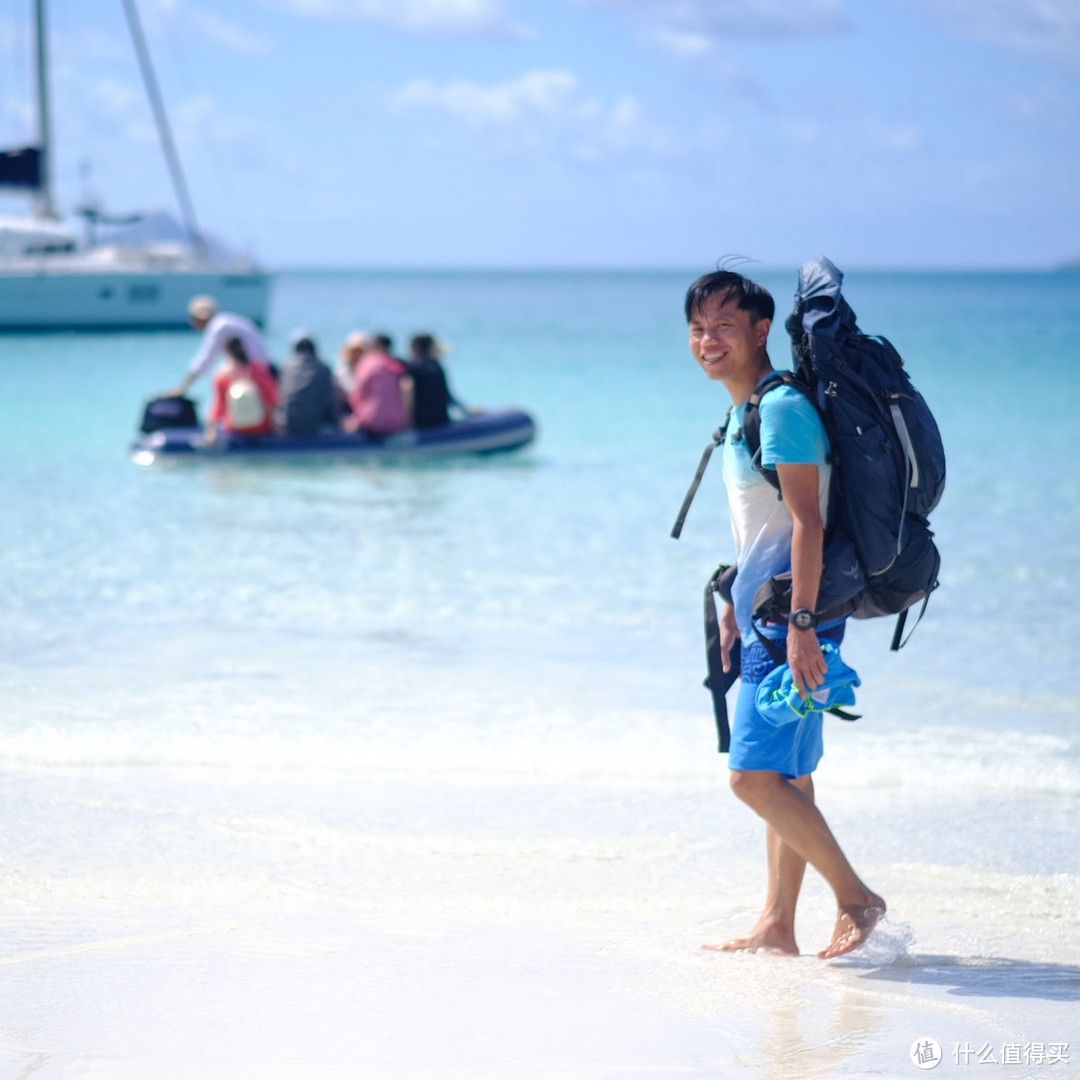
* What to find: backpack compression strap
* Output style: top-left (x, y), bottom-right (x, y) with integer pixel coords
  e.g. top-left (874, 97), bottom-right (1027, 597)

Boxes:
top-left (703, 565), bottom-right (741, 753)
top-left (672, 420), bottom-right (739, 751)
top-left (670, 411), bottom-right (731, 539)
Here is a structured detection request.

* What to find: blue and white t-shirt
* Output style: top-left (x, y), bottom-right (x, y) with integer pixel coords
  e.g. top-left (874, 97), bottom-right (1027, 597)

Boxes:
top-left (721, 381), bottom-right (831, 642)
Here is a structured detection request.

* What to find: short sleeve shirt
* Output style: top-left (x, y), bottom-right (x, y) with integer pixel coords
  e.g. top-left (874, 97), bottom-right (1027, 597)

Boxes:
top-left (721, 381), bottom-right (830, 641)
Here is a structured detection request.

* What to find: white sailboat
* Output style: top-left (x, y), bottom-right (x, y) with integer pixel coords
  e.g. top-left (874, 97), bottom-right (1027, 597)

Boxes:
top-left (0, 0), bottom-right (272, 330)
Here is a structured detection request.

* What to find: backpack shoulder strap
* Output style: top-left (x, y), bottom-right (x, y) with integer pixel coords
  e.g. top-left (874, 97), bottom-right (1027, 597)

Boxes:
top-left (740, 371), bottom-right (804, 493)
top-left (670, 408), bottom-right (732, 539)
top-left (672, 371), bottom-right (810, 536)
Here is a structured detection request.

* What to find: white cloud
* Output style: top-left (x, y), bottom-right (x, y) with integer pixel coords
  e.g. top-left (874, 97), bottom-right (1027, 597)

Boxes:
top-left (390, 69), bottom-right (671, 162)
top-left (393, 70), bottom-right (579, 124)
top-left (69, 70), bottom-right (292, 178)
top-left (914, 0), bottom-right (1080, 73)
top-left (650, 27), bottom-right (714, 59)
top-left (864, 117), bottom-right (922, 154)
top-left (88, 76), bottom-right (146, 127)
top-left (586, 1), bottom-right (850, 107)
top-left (778, 108), bottom-right (923, 156)
top-left (588, 0), bottom-right (851, 39)
top-left (170, 93), bottom-right (299, 174)
top-left (273, 0), bottom-right (527, 37)
top-left (154, 0), bottom-right (273, 54)
top-left (1005, 84), bottom-right (1080, 126)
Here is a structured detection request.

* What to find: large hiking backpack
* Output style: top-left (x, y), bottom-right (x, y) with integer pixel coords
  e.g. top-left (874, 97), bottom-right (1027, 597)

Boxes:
top-left (672, 256), bottom-right (945, 750)
top-left (746, 256), bottom-right (945, 642)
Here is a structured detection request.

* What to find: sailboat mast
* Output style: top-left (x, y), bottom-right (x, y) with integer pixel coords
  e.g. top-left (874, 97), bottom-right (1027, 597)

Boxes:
top-left (33, 0), bottom-right (57, 218)
top-left (120, 0), bottom-right (205, 254)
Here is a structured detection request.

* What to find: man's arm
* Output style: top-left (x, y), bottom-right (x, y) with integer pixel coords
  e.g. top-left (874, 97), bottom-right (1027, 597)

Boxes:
top-left (775, 461), bottom-right (828, 694)
top-left (720, 601), bottom-right (740, 673)
top-left (172, 320), bottom-right (224, 396)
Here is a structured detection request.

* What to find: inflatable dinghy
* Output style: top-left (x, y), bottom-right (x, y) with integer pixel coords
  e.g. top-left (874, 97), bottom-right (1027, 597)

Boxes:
top-left (131, 401), bottom-right (537, 465)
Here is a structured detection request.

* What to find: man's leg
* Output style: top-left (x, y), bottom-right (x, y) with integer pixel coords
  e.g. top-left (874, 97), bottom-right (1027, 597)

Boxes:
top-left (705, 774), bottom-right (813, 954)
top-left (727, 769), bottom-right (885, 959)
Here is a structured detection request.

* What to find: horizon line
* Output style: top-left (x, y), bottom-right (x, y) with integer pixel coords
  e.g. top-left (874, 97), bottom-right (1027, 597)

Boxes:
top-left (269, 261), bottom-right (1080, 275)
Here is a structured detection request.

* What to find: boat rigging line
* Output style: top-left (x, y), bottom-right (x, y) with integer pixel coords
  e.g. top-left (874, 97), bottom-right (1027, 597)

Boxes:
top-left (119, 0), bottom-right (206, 257)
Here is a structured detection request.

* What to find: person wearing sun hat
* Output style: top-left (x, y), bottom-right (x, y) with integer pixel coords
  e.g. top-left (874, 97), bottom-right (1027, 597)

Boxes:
top-left (335, 331), bottom-right (370, 411)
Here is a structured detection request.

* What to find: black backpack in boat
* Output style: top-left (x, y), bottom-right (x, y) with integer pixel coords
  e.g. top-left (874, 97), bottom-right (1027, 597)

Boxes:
top-left (672, 256), bottom-right (945, 749)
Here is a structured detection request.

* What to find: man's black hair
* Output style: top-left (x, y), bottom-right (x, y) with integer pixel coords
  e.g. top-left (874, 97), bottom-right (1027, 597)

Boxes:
top-left (684, 270), bottom-right (775, 325)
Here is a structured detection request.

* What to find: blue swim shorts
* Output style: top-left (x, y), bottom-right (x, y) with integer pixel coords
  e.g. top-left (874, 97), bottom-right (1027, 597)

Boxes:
top-left (729, 622), bottom-right (846, 779)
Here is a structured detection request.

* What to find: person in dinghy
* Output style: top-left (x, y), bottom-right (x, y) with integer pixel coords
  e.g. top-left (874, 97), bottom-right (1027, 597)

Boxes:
top-left (206, 336), bottom-right (278, 440)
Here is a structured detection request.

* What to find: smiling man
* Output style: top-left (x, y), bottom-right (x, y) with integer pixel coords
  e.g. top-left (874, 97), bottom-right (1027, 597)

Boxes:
top-left (684, 268), bottom-right (884, 960)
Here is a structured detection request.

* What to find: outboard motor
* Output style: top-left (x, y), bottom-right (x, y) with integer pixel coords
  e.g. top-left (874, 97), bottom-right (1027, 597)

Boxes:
top-left (140, 395), bottom-right (200, 434)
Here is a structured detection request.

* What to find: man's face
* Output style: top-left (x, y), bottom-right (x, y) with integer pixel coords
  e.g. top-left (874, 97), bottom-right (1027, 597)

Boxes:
top-left (688, 293), bottom-right (770, 383)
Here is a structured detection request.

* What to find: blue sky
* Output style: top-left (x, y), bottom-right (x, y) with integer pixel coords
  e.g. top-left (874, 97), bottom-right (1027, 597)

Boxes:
top-left (1, 0), bottom-right (1078, 269)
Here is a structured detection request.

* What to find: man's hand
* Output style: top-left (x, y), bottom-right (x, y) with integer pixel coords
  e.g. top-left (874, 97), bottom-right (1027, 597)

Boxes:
top-left (787, 626), bottom-right (826, 695)
top-left (169, 373), bottom-right (195, 399)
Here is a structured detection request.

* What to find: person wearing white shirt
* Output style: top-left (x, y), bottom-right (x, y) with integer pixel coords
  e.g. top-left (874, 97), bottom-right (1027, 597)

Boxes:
top-left (172, 295), bottom-right (271, 397)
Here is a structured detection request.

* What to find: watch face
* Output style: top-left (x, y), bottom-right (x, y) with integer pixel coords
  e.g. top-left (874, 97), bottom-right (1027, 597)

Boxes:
top-left (791, 609), bottom-right (814, 630)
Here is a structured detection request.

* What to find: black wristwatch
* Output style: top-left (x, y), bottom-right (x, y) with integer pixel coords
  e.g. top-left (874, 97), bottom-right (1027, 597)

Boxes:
top-left (788, 608), bottom-right (818, 631)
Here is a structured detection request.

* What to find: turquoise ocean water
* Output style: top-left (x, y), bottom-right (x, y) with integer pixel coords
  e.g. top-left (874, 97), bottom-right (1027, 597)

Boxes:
top-left (1, 268), bottom-right (1077, 1077)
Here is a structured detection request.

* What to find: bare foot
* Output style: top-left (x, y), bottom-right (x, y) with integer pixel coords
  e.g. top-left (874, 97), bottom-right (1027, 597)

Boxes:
top-left (703, 921), bottom-right (799, 956)
top-left (817, 892), bottom-right (886, 960)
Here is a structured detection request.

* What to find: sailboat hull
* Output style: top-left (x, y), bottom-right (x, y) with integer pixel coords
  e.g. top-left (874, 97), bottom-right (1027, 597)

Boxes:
top-left (0, 263), bottom-right (272, 329)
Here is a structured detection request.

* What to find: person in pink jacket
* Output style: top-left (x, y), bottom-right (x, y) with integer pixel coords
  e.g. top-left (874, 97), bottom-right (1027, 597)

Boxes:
top-left (344, 333), bottom-right (412, 435)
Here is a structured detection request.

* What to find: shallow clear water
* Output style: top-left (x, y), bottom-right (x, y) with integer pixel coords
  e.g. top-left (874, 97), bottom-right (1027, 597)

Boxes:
top-left (1, 268), bottom-right (1077, 1076)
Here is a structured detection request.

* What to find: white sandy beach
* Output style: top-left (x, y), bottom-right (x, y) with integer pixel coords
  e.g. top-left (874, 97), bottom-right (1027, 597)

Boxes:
top-left (1, 760), bottom-right (1076, 1080)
